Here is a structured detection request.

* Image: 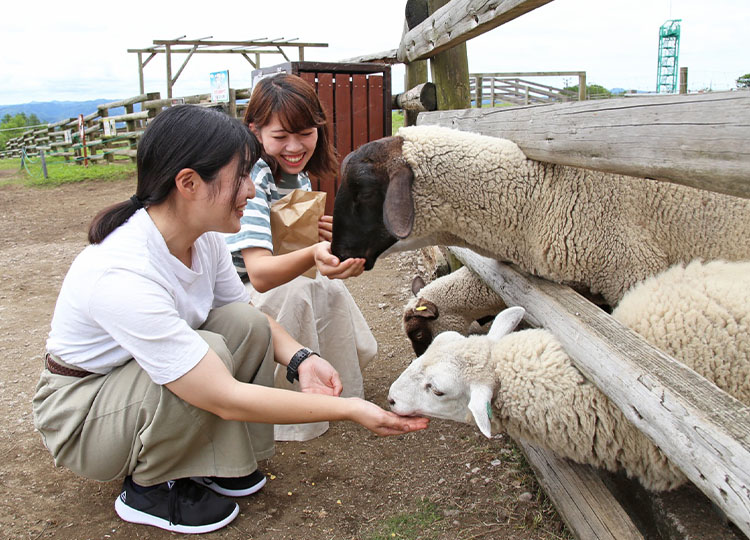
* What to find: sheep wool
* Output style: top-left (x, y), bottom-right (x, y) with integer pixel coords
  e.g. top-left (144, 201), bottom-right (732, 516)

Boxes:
top-left (397, 125), bottom-right (750, 304)
top-left (389, 260), bottom-right (750, 491)
top-left (403, 266), bottom-right (506, 355)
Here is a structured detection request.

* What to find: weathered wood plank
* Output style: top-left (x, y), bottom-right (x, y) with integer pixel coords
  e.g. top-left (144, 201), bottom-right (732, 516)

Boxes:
top-left (518, 441), bottom-right (645, 539)
top-left (449, 247), bottom-right (750, 537)
top-left (338, 49), bottom-right (400, 64)
top-left (100, 111), bottom-right (151, 123)
top-left (418, 90), bottom-right (750, 199)
top-left (97, 94), bottom-right (152, 110)
top-left (398, 0), bottom-right (555, 63)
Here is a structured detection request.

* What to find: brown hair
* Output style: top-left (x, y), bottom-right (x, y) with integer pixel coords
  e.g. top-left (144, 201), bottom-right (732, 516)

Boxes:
top-left (244, 73), bottom-right (338, 180)
top-left (88, 105), bottom-right (258, 244)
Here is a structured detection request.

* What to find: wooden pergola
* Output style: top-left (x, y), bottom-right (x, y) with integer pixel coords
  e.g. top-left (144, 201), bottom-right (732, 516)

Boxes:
top-left (127, 36), bottom-right (328, 97)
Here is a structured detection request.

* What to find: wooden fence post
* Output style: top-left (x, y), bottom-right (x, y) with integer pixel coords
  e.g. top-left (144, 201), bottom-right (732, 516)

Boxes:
top-left (427, 0), bottom-right (471, 111)
top-left (679, 67), bottom-right (688, 94)
top-left (578, 72), bottom-right (587, 100)
top-left (404, 0), bottom-right (430, 126)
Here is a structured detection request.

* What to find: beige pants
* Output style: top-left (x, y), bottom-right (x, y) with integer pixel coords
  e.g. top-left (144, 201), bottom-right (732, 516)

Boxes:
top-left (32, 303), bottom-right (276, 486)
top-left (247, 273), bottom-right (378, 441)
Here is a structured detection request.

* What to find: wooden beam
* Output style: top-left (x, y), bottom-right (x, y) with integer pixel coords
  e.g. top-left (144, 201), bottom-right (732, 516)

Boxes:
top-left (339, 49), bottom-right (400, 64)
top-left (151, 39), bottom-right (328, 48)
top-left (418, 90), bottom-right (750, 199)
top-left (398, 0), bottom-right (555, 62)
top-left (449, 247), bottom-right (750, 537)
top-left (170, 45), bottom-right (198, 86)
top-left (97, 95), bottom-right (152, 110)
top-left (518, 441), bottom-right (645, 539)
top-left (392, 82), bottom-right (437, 112)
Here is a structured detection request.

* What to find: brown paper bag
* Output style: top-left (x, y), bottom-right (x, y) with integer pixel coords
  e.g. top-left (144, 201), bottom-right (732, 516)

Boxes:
top-left (270, 189), bottom-right (327, 278)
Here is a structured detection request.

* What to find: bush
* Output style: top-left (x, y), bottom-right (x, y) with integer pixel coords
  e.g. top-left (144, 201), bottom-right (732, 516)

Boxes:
top-left (564, 84), bottom-right (612, 99)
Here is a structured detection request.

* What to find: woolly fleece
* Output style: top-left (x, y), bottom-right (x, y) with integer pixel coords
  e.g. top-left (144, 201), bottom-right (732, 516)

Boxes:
top-left (397, 125), bottom-right (750, 304)
top-left (403, 266), bottom-right (505, 339)
top-left (396, 259), bottom-right (750, 491)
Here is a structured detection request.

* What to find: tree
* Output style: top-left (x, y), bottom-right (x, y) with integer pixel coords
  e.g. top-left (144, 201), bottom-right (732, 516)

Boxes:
top-left (564, 84), bottom-right (612, 100)
top-left (0, 113), bottom-right (44, 151)
top-left (737, 73), bottom-right (750, 89)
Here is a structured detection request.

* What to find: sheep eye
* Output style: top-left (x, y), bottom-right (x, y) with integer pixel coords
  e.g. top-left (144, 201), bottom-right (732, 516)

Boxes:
top-left (425, 383), bottom-right (444, 397)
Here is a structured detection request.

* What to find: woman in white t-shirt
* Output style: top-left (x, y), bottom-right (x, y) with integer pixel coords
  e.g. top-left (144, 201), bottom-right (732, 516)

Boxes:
top-left (225, 74), bottom-right (378, 442)
top-left (32, 105), bottom-right (427, 535)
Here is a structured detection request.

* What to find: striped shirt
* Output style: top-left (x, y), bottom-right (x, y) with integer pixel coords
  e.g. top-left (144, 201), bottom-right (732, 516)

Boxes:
top-left (224, 158), bottom-right (312, 273)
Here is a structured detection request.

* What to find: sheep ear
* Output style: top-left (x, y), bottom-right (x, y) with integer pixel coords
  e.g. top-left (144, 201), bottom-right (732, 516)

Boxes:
top-left (412, 298), bottom-right (438, 319)
top-left (383, 164), bottom-right (414, 239)
top-left (487, 307), bottom-right (526, 342)
top-left (468, 383), bottom-right (494, 438)
top-left (411, 275), bottom-right (426, 296)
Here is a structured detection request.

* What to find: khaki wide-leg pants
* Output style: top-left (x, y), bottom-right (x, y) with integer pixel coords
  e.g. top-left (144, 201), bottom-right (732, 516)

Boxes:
top-left (246, 273), bottom-right (377, 441)
top-left (32, 303), bottom-right (275, 486)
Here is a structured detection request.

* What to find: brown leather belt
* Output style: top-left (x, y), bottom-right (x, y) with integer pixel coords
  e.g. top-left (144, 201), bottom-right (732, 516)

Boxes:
top-left (45, 353), bottom-right (94, 378)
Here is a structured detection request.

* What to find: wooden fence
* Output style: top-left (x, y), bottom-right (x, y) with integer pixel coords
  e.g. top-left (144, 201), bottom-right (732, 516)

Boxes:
top-left (0, 89), bottom-right (253, 162)
top-left (470, 71), bottom-right (585, 106)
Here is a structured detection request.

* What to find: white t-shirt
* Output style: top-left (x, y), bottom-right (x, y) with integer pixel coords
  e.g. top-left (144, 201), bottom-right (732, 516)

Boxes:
top-left (46, 209), bottom-right (251, 385)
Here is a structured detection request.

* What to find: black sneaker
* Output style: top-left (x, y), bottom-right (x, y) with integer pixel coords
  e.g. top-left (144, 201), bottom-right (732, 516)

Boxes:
top-left (114, 476), bottom-right (238, 534)
top-left (191, 470), bottom-right (267, 497)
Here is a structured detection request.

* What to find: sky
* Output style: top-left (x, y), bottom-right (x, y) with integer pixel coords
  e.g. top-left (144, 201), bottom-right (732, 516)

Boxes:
top-left (0, 0), bottom-right (747, 106)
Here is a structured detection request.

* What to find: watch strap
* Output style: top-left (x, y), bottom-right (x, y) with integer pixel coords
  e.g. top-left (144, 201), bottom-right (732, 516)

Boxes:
top-left (286, 347), bottom-right (318, 383)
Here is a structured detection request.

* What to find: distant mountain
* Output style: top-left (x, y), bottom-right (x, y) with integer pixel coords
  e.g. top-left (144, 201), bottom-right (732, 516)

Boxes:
top-left (0, 99), bottom-right (122, 123)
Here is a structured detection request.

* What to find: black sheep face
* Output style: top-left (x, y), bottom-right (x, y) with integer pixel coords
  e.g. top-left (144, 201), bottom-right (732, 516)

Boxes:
top-left (331, 136), bottom-right (412, 270)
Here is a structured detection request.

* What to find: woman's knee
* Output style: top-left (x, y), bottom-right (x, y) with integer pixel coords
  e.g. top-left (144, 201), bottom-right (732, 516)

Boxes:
top-left (202, 303), bottom-right (271, 352)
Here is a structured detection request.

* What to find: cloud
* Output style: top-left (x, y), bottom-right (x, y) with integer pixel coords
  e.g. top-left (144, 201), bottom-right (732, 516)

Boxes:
top-left (1, 0), bottom-right (747, 105)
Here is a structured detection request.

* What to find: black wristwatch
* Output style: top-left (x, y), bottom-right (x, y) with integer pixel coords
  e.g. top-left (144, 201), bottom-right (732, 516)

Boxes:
top-left (286, 347), bottom-right (318, 383)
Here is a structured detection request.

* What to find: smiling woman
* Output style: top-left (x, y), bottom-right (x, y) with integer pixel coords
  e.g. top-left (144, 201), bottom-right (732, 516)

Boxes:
top-left (31, 104), bottom-right (427, 535)
top-left (224, 73), bottom-right (382, 442)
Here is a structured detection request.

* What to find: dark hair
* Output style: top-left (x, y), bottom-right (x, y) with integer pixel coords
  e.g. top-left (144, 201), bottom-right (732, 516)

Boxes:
top-left (88, 105), bottom-right (259, 244)
top-left (244, 73), bottom-right (338, 181)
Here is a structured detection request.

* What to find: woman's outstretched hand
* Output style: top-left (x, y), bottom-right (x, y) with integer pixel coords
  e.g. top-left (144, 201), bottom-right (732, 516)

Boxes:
top-left (297, 354), bottom-right (343, 396)
top-left (314, 241), bottom-right (365, 279)
top-left (348, 398), bottom-right (430, 436)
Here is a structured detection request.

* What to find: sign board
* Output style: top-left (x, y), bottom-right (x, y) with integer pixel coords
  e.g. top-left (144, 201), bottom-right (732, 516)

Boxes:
top-left (102, 118), bottom-right (117, 137)
top-left (210, 70), bottom-right (230, 103)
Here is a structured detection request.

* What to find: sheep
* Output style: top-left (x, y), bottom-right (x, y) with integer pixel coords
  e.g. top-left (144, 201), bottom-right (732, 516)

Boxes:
top-left (388, 259), bottom-right (750, 491)
top-left (331, 125), bottom-right (750, 305)
top-left (403, 266), bottom-right (507, 356)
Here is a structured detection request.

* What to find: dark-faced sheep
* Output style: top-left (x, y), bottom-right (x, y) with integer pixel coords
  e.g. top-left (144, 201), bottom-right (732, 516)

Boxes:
top-left (331, 125), bottom-right (750, 305)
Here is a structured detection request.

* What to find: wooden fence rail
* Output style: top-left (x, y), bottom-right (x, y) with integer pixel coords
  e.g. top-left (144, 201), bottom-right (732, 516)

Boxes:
top-left (419, 89), bottom-right (750, 199)
top-left (450, 247), bottom-right (750, 536)
top-left (470, 71), bottom-right (585, 107)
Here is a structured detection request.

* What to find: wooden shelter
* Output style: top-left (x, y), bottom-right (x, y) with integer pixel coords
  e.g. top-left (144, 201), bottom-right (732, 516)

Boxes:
top-left (127, 37), bottom-right (328, 97)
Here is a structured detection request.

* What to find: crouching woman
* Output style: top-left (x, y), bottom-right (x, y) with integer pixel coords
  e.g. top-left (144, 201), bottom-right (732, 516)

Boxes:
top-left (32, 105), bottom-right (427, 535)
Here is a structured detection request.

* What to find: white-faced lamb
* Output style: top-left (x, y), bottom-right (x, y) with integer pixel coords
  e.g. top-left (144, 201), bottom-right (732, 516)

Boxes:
top-left (403, 266), bottom-right (507, 355)
top-left (331, 125), bottom-right (750, 304)
top-left (388, 260), bottom-right (750, 491)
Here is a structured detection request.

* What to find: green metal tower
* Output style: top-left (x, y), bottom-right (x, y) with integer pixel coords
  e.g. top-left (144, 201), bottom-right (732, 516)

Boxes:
top-left (657, 19), bottom-right (681, 93)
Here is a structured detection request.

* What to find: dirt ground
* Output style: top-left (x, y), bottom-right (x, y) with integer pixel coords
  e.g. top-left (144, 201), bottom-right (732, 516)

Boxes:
top-left (0, 174), bottom-right (570, 540)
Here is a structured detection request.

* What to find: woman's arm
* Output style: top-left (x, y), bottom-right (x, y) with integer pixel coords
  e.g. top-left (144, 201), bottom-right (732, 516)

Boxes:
top-left (242, 242), bottom-right (365, 292)
top-left (264, 312), bottom-right (342, 396)
top-left (165, 350), bottom-right (429, 436)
